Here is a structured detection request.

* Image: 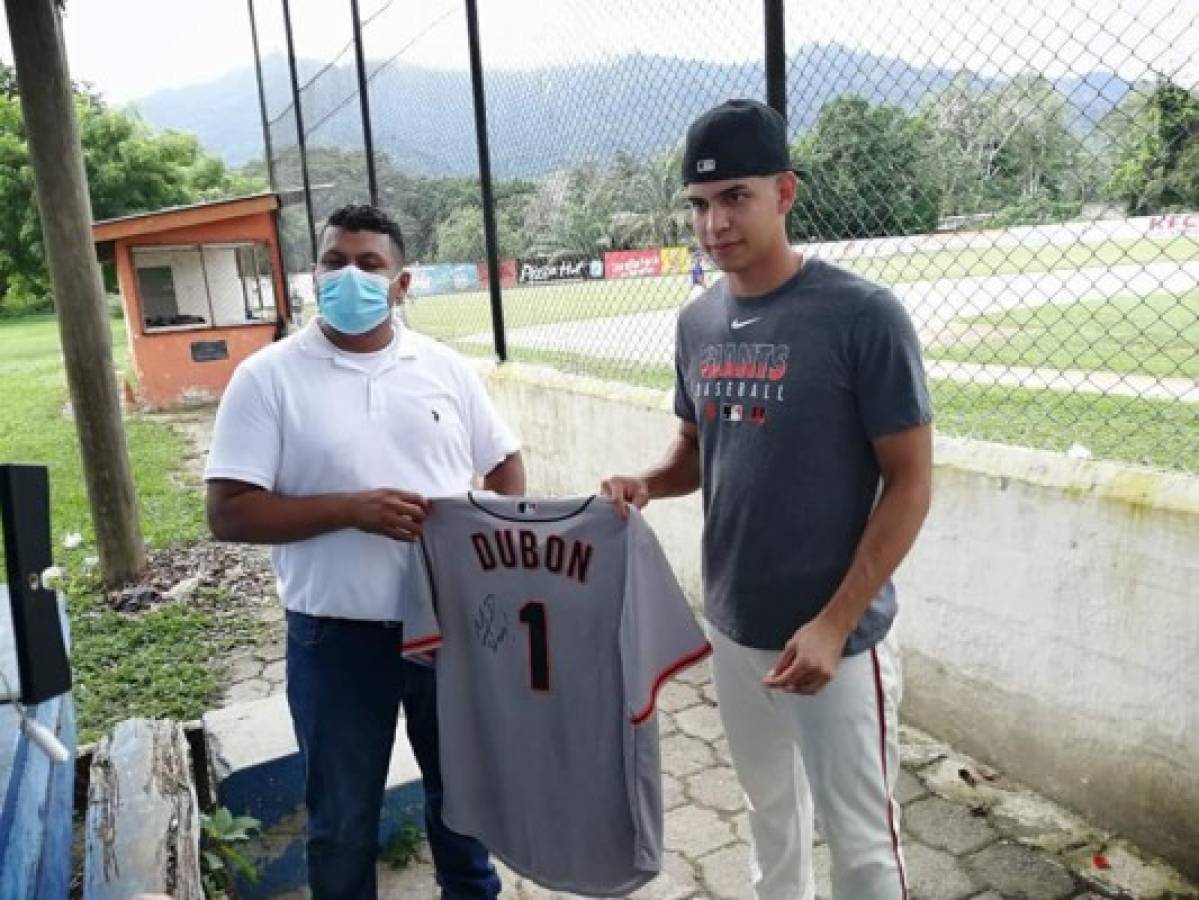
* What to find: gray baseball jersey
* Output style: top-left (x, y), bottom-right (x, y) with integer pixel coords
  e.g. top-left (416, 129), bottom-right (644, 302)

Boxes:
top-left (401, 493), bottom-right (711, 897)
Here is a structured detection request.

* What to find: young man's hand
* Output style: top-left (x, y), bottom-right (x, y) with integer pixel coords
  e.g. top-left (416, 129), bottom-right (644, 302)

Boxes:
top-left (763, 615), bottom-right (849, 694)
top-left (600, 475), bottom-right (650, 519)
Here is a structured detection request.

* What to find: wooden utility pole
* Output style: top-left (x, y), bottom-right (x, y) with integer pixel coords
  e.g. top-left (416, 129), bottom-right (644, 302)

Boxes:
top-left (5, 0), bottom-right (145, 586)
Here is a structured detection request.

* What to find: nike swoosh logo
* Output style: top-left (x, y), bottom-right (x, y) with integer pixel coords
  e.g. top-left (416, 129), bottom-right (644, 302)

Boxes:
top-left (731, 318), bottom-right (761, 330)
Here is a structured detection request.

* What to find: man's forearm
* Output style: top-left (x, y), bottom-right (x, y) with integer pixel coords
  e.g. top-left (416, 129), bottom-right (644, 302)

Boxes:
top-left (209, 489), bottom-right (355, 544)
top-left (644, 434), bottom-right (702, 500)
top-left (818, 479), bottom-right (930, 637)
top-left (484, 452), bottom-right (527, 496)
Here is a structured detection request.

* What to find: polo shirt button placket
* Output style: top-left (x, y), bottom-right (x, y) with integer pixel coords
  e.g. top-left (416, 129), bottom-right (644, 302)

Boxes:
top-left (367, 377), bottom-right (384, 419)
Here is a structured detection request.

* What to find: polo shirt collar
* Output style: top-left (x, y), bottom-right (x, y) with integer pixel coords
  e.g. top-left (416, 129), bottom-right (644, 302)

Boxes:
top-left (297, 317), bottom-right (419, 367)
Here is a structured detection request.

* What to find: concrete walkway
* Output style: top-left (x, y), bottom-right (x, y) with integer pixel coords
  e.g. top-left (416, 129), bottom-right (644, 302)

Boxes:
top-left (220, 647), bottom-right (1197, 900)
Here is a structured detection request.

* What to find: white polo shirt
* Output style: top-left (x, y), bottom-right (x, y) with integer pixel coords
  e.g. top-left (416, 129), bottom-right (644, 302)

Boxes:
top-left (204, 320), bottom-right (519, 621)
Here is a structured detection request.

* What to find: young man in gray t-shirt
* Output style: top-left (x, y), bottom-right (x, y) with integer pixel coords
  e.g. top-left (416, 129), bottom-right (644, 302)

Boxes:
top-left (603, 99), bottom-right (933, 900)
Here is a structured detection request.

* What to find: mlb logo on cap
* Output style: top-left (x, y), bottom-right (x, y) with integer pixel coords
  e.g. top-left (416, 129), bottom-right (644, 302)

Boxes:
top-left (698, 159), bottom-right (717, 174)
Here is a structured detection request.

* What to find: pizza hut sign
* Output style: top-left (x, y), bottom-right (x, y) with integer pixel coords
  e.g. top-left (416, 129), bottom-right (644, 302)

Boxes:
top-left (519, 258), bottom-right (604, 284)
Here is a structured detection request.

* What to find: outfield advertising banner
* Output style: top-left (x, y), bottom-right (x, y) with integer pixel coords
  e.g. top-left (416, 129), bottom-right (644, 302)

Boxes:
top-left (477, 259), bottom-right (519, 289)
top-left (518, 257), bottom-right (604, 284)
top-left (604, 249), bottom-right (662, 279)
top-left (1147, 212), bottom-right (1199, 236)
top-left (660, 246), bottom-right (691, 274)
top-left (408, 264), bottom-right (480, 297)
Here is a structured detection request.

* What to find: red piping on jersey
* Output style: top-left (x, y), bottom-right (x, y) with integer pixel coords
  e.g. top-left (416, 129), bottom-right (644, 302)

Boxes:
top-left (871, 647), bottom-right (909, 899)
top-left (402, 633), bottom-right (443, 654)
top-left (630, 642), bottom-right (713, 725)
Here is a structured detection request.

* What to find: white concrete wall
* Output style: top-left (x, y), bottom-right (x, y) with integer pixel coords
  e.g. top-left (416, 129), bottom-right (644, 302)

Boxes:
top-left (478, 362), bottom-right (1199, 878)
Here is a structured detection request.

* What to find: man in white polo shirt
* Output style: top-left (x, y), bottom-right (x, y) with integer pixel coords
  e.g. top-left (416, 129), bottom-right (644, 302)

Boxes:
top-left (205, 204), bottom-right (525, 899)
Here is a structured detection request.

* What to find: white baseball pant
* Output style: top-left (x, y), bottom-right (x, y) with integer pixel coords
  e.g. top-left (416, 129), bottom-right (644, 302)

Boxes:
top-left (708, 623), bottom-right (908, 900)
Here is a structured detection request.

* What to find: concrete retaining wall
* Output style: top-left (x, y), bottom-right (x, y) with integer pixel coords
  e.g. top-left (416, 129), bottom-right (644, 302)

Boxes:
top-left (478, 362), bottom-right (1199, 878)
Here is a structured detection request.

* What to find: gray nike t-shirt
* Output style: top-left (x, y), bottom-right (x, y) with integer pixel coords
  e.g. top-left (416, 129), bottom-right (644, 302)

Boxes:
top-left (674, 258), bottom-right (932, 653)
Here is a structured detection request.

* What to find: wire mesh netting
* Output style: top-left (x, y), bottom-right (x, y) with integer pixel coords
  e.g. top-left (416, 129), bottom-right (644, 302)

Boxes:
top-left (782, 0), bottom-right (1199, 470)
top-left (251, 0), bottom-right (1199, 472)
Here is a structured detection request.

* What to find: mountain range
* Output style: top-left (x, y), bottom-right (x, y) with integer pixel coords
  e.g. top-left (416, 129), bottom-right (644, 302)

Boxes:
top-left (130, 44), bottom-right (1135, 179)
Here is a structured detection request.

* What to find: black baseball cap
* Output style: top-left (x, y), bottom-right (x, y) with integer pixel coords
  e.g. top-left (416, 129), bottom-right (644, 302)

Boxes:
top-left (682, 98), bottom-right (798, 185)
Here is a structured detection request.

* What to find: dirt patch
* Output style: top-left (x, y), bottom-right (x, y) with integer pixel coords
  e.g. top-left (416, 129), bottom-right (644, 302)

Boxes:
top-left (108, 541), bottom-right (276, 613)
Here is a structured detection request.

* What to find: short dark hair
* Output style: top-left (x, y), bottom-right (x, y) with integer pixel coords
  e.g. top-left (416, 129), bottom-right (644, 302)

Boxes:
top-left (321, 204), bottom-right (406, 266)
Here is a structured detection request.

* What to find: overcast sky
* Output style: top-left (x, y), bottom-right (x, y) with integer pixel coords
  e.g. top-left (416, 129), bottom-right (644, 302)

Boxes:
top-left (0, 0), bottom-right (1194, 105)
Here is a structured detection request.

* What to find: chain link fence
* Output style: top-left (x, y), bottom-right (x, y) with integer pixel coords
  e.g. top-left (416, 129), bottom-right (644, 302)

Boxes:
top-left (250, 0), bottom-right (1198, 472)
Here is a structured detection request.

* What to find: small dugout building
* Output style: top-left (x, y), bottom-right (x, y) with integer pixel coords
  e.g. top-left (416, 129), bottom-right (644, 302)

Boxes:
top-left (93, 193), bottom-right (294, 409)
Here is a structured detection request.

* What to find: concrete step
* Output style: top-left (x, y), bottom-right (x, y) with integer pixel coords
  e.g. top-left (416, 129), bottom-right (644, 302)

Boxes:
top-left (203, 692), bottom-right (424, 898)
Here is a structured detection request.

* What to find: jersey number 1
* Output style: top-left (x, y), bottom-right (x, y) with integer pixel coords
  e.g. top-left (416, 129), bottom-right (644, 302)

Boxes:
top-left (518, 601), bottom-right (550, 691)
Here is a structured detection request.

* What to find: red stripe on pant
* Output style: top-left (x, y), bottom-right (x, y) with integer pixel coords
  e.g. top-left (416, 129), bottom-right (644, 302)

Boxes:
top-left (871, 647), bottom-right (909, 900)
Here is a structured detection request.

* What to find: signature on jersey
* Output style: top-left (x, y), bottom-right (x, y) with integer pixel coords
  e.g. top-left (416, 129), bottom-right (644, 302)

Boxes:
top-left (473, 595), bottom-right (509, 652)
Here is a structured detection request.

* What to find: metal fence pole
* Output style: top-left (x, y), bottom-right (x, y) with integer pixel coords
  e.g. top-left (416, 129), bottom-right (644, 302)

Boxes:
top-left (764, 0), bottom-right (786, 117)
top-left (350, 0), bottom-right (379, 207)
top-left (247, 0), bottom-right (276, 191)
top-left (464, 0), bottom-right (507, 362)
top-left (280, 0), bottom-right (318, 264)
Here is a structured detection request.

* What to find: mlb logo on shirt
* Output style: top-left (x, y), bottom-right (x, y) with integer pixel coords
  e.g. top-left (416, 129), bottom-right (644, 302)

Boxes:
top-left (750, 406), bottom-right (767, 425)
top-left (721, 404), bottom-right (743, 422)
top-left (517, 501), bottom-right (539, 515)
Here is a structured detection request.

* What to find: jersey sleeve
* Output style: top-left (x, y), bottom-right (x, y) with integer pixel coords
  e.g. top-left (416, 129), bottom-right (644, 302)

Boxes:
top-left (673, 316), bottom-right (696, 422)
top-left (204, 363), bottom-right (281, 489)
top-left (620, 508), bottom-right (711, 725)
top-left (400, 538), bottom-right (443, 656)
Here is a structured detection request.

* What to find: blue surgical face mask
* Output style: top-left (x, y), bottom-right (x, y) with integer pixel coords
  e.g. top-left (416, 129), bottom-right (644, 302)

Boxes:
top-left (317, 265), bottom-right (393, 335)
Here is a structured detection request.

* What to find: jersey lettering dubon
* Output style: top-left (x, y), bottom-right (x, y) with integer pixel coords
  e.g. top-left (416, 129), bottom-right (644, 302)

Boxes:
top-left (401, 493), bottom-right (711, 896)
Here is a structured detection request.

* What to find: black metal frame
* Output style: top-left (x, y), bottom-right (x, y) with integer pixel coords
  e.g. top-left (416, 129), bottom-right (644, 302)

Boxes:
top-left (764, 0), bottom-right (786, 117)
top-left (246, 0), bottom-right (276, 191)
top-left (280, 0), bottom-right (319, 265)
top-left (464, 0), bottom-right (507, 362)
top-left (0, 465), bottom-right (71, 706)
top-left (350, 0), bottom-right (380, 207)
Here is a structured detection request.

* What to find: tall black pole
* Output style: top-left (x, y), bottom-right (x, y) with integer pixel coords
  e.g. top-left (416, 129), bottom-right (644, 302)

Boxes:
top-left (350, 0), bottom-right (379, 207)
top-left (281, 0), bottom-right (318, 265)
top-left (764, 0), bottom-right (786, 117)
top-left (464, 0), bottom-right (507, 362)
top-left (247, 0), bottom-right (276, 190)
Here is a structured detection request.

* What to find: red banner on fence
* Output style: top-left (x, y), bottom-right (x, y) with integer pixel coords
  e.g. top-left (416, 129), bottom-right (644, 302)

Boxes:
top-left (604, 249), bottom-right (662, 280)
top-left (477, 259), bottom-right (519, 289)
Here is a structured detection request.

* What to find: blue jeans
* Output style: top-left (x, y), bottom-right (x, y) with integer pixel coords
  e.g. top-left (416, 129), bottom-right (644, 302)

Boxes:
top-left (285, 611), bottom-right (502, 900)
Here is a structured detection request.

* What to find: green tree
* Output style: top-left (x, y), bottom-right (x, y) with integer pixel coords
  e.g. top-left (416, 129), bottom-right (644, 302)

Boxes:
top-left (432, 189), bottom-right (531, 263)
top-left (1106, 77), bottom-right (1199, 215)
top-left (923, 75), bottom-right (1087, 220)
top-left (609, 147), bottom-right (687, 250)
top-left (0, 63), bottom-right (264, 314)
top-left (521, 162), bottom-right (618, 257)
top-left (791, 96), bottom-right (942, 240)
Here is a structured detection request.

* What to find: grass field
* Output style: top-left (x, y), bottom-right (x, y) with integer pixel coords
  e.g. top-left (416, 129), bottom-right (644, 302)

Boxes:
top-left (409, 235), bottom-right (1199, 342)
top-left (926, 289), bottom-right (1199, 381)
top-left (0, 316), bottom-right (258, 742)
